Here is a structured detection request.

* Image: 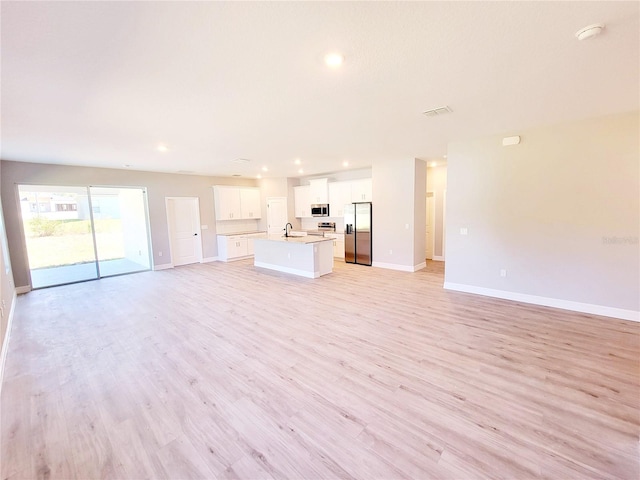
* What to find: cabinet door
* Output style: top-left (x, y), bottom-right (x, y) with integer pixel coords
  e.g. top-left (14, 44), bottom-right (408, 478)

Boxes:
top-left (240, 188), bottom-right (261, 219)
top-left (351, 179), bottom-right (372, 202)
top-left (329, 181), bottom-right (352, 218)
top-left (227, 235), bottom-right (248, 258)
top-left (214, 186), bottom-right (242, 220)
top-left (309, 178), bottom-right (328, 204)
top-left (294, 185), bottom-right (311, 218)
top-left (326, 234), bottom-right (345, 258)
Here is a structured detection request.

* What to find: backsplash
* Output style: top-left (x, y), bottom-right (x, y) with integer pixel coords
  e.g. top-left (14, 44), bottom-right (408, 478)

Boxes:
top-left (215, 219), bottom-right (261, 234)
top-left (301, 217), bottom-right (345, 233)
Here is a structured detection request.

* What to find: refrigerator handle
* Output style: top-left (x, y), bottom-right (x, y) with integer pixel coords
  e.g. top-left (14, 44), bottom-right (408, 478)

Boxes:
top-left (346, 224), bottom-right (352, 234)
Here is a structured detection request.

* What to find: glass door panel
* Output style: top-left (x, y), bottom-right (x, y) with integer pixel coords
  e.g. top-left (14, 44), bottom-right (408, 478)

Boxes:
top-left (90, 187), bottom-right (151, 277)
top-left (18, 185), bottom-right (98, 288)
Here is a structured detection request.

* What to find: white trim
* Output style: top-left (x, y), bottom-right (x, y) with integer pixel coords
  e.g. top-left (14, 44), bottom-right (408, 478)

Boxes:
top-left (201, 257), bottom-right (219, 263)
top-left (154, 263), bottom-right (174, 271)
top-left (443, 282), bottom-right (640, 322)
top-left (15, 285), bottom-right (31, 294)
top-left (372, 261), bottom-right (426, 273)
top-left (0, 291), bottom-right (18, 396)
top-left (432, 256), bottom-right (445, 262)
top-left (254, 261), bottom-right (319, 278)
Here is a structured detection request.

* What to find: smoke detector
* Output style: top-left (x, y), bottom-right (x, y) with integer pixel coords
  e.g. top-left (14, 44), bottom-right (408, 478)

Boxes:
top-left (422, 106), bottom-right (452, 117)
top-left (575, 24), bottom-right (605, 41)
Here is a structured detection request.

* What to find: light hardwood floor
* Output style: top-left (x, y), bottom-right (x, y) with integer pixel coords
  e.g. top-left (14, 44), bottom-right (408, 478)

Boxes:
top-left (1, 259), bottom-right (639, 479)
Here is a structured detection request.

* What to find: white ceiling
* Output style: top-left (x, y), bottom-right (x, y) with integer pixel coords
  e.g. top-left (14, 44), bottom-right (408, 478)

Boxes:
top-left (1, 1), bottom-right (638, 179)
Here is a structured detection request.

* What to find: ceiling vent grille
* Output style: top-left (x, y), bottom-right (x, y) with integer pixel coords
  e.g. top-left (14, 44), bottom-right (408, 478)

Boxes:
top-left (422, 106), bottom-right (452, 117)
top-left (233, 158), bottom-right (251, 164)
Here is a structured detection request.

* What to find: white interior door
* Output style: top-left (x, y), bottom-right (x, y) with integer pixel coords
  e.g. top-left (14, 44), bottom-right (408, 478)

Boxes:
top-left (166, 197), bottom-right (202, 266)
top-left (267, 197), bottom-right (288, 234)
top-left (426, 192), bottom-right (435, 260)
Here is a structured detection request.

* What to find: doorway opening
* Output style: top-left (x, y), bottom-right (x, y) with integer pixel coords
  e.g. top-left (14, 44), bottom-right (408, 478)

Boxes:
top-left (18, 185), bottom-right (152, 289)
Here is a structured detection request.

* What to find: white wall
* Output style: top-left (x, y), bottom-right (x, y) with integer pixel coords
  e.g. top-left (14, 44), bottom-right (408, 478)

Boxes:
top-left (372, 158), bottom-right (426, 271)
top-left (444, 111), bottom-right (639, 320)
top-left (426, 164), bottom-right (447, 258)
top-left (0, 163), bottom-right (16, 379)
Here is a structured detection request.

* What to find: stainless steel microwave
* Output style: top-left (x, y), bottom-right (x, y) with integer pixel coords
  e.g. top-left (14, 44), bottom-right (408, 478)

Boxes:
top-left (311, 204), bottom-right (329, 217)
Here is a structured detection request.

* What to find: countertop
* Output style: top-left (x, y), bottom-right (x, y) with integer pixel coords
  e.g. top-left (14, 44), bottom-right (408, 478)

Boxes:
top-left (217, 231), bottom-right (266, 236)
top-left (257, 234), bottom-right (333, 244)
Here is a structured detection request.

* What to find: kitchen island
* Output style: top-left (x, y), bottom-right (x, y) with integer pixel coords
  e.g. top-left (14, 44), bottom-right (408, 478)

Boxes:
top-left (253, 235), bottom-right (334, 278)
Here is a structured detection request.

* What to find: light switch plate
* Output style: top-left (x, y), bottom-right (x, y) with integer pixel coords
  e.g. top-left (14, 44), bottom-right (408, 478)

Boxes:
top-left (460, 227), bottom-right (468, 235)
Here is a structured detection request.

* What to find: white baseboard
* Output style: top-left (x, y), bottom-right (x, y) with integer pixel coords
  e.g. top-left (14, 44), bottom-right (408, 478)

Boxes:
top-left (154, 263), bottom-right (174, 271)
top-left (0, 291), bottom-right (17, 396)
top-left (201, 257), bottom-right (219, 263)
top-left (15, 285), bottom-right (30, 294)
top-left (443, 282), bottom-right (640, 322)
top-left (372, 261), bottom-right (426, 273)
top-left (432, 256), bottom-right (445, 262)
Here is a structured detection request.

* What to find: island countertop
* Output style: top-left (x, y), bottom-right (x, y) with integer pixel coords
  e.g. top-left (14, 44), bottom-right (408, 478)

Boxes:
top-left (261, 234), bottom-right (333, 244)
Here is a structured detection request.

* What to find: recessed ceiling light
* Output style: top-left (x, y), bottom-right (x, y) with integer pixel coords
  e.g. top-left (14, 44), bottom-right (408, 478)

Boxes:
top-left (294, 158), bottom-right (301, 165)
top-left (257, 174), bottom-right (262, 179)
top-left (575, 23), bottom-right (605, 41)
top-left (262, 166), bottom-right (268, 172)
top-left (298, 168), bottom-right (304, 174)
top-left (233, 158), bottom-right (251, 164)
top-left (443, 154), bottom-right (447, 159)
top-left (430, 162), bottom-right (438, 167)
top-left (157, 144), bottom-right (169, 153)
top-left (324, 52), bottom-right (344, 68)
top-left (342, 161), bottom-right (349, 167)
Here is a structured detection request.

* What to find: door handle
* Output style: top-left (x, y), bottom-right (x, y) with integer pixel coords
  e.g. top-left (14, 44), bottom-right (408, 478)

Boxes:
top-left (193, 233), bottom-right (198, 236)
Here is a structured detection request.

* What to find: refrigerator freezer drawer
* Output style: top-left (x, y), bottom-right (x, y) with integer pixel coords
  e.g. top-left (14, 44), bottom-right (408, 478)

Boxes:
top-left (345, 232), bottom-right (355, 263)
top-left (355, 231), bottom-right (371, 265)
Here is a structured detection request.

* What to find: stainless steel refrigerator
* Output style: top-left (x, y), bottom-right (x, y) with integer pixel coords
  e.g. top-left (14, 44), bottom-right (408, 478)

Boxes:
top-left (344, 202), bottom-right (372, 266)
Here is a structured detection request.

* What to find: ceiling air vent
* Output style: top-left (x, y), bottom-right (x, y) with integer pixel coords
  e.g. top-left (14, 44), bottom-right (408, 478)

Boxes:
top-left (233, 158), bottom-right (251, 164)
top-left (422, 106), bottom-right (452, 117)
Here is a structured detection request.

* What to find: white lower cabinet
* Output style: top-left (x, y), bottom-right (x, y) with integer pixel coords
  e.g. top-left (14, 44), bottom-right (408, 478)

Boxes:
top-left (218, 233), bottom-right (266, 261)
top-left (325, 233), bottom-right (345, 259)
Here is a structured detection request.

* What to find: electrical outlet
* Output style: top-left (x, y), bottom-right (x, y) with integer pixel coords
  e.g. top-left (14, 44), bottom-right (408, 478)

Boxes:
top-left (158, 251), bottom-right (163, 257)
top-left (389, 249), bottom-right (393, 255)
top-left (405, 223), bottom-right (409, 230)
top-left (500, 269), bottom-right (507, 277)
top-left (460, 227), bottom-right (468, 235)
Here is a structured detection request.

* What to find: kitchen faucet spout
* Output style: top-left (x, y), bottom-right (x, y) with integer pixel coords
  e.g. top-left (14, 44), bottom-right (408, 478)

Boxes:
top-left (284, 222), bottom-right (293, 237)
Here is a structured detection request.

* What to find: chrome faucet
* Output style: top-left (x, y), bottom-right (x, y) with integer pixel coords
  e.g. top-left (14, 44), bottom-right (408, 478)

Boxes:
top-left (284, 222), bottom-right (293, 237)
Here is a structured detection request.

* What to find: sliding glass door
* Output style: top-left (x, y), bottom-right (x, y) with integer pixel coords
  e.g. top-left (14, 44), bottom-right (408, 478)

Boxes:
top-left (18, 184), bottom-right (151, 288)
top-left (90, 187), bottom-right (151, 277)
top-left (18, 185), bottom-right (98, 288)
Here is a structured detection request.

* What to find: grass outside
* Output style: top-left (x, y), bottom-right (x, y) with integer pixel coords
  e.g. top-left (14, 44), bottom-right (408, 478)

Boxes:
top-left (25, 219), bottom-right (125, 269)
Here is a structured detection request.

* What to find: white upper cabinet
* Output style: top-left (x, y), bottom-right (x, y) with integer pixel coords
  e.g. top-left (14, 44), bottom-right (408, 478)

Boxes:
top-left (309, 178), bottom-right (329, 204)
top-left (214, 186), bottom-right (242, 220)
top-left (351, 178), bottom-right (372, 202)
top-left (213, 186), bottom-right (262, 220)
top-left (294, 185), bottom-right (311, 218)
top-left (240, 187), bottom-right (261, 219)
top-left (328, 181), bottom-right (352, 218)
